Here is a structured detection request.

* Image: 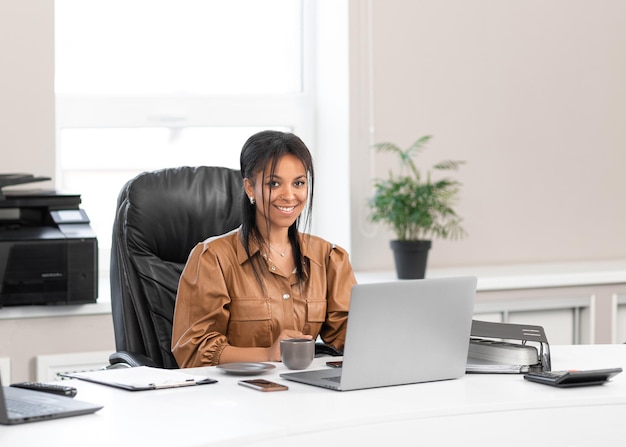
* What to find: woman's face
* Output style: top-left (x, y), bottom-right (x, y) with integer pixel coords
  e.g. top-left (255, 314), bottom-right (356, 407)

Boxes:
top-left (244, 153), bottom-right (308, 233)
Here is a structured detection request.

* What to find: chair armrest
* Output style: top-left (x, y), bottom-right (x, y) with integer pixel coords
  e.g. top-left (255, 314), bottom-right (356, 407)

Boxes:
top-left (108, 351), bottom-right (160, 368)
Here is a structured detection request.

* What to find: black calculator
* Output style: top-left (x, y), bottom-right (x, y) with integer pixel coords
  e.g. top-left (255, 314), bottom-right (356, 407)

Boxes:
top-left (524, 367), bottom-right (622, 388)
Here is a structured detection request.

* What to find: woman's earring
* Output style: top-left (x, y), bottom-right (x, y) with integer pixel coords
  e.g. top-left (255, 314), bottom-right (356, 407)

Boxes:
top-left (249, 196), bottom-right (256, 205)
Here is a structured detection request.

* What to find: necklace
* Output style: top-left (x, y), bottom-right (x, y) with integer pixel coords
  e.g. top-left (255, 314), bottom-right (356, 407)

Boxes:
top-left (269, 244), bottom-right (289, 258)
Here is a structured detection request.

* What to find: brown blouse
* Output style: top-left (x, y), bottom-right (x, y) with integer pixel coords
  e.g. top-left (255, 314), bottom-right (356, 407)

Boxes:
top-left (171, 228), bottom-right (356, 367)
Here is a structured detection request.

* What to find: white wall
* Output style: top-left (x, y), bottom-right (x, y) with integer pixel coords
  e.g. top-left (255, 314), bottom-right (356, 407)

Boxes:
top-left (311, 0), bottom-right (351, 251)
top-left (350, 0), bottom-right (626, 271)
top-left (0, 0), bottom-right (55, 188)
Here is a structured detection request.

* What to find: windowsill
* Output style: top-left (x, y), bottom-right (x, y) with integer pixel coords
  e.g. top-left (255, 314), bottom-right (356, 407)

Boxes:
top-left (2, 260), bottom-right (625, 321)
top-left (0, 300), bottom-right (112, 320)
top-left (356, 259), bottom-right (626, 290)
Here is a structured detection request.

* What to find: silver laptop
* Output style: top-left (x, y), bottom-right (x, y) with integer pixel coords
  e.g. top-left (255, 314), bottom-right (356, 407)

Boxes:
top-left (0, 374), bottom-right (103, 425)
top-left (281, 276), bottom-right (477, 391)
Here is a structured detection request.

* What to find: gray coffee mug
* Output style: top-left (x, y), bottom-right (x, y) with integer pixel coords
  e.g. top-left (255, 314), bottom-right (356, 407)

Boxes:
top-left (280, 338), bottom-right (315, 370)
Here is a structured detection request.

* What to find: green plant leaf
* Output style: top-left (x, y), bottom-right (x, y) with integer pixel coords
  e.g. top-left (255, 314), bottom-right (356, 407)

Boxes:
top-left (368, 136), bottom-right (467, 241)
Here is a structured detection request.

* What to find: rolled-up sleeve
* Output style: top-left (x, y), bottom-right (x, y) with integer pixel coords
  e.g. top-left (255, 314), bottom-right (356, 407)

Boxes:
top-left (319, 244), bottom-right (356, 352)
top-left (171, 242), bottom-right (231, 367)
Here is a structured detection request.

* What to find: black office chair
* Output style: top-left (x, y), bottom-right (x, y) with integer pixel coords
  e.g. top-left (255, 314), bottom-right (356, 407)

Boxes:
top-left (108, 166), bottom-right (243, 368)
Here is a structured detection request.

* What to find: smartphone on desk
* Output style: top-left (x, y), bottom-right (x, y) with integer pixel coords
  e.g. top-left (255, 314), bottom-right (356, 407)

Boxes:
top-left (238, 379), bottom-right (288, 392)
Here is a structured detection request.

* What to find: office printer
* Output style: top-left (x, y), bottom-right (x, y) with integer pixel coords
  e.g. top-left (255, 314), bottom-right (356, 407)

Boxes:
top-left (0, 174), bottom-right (98, 307)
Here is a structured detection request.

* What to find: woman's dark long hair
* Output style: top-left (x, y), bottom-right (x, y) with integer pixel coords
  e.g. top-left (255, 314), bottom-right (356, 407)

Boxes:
top-left (239, 130), bottom-right (314, 285)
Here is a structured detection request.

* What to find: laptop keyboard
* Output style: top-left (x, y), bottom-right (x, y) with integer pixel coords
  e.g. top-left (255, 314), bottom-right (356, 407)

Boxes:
top-left (6, 398), bottom-right (61, 417)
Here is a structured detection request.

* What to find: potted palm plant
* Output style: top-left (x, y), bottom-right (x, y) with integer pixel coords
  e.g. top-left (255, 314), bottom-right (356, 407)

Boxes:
top-left (368, 135), bottom-right (467, 279)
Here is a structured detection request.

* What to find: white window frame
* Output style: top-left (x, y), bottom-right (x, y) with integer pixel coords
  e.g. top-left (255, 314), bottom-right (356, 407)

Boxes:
top-left (55, 0), bottom-right (316, 165)
top-left (54, 93), bottom-right (315, 142)
top-left (54, 0), bottom-right (317, 286)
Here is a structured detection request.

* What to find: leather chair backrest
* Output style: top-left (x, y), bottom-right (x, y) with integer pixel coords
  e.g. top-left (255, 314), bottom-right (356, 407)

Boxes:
top-left (110, 166), bottom-right (243, 368)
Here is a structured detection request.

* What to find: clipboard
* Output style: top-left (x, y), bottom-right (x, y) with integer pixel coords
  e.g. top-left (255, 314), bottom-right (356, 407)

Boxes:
top-left (62, 366), bottom-right (217, 391)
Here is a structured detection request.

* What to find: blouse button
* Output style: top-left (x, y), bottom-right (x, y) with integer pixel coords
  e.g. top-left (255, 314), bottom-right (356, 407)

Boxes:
top-left (282, 293), bottom-right (290, 300)
top-left (270, 265), bottom-right (276, 271)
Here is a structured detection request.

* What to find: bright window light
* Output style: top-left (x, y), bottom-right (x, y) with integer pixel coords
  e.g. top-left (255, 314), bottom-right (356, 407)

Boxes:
top-left (55, 0), bottom-right (302, 95)
top-left (54, 0), bottom-right (311, 289)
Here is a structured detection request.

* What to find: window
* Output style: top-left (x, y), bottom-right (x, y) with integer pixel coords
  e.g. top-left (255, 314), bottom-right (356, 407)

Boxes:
top-left (55, 0), bottom-right (314, 285)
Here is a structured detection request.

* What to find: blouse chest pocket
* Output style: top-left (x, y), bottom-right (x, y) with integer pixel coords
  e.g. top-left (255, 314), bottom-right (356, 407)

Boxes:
top-left (228, 298), bottom-right (272, 346)
top-left (306, 299), bottom-right (327, 323)
top-left (229, 298), bottom-right (271, 321)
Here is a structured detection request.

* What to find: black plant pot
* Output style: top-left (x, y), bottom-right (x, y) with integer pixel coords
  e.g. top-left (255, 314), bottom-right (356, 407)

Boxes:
top-left (390, 240), bottom-right (432, 280)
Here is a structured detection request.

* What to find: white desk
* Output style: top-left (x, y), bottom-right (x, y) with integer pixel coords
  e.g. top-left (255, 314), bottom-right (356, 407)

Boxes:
top-left (2, 344), bottom-right (626, 446)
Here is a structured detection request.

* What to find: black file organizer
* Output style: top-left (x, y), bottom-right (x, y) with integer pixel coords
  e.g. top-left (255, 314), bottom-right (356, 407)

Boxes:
top-left (470, 320), bottom-right (551, 372)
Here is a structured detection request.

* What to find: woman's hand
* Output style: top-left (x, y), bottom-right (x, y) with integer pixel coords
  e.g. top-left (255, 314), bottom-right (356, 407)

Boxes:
top-left (219, 330), bottom-right (313, 364)
top-left (267, 330), bottom-right (313, 362)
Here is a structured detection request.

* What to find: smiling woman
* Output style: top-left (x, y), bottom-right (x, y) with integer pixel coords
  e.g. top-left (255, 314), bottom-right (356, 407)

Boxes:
top-left (245, 154), bottom-right (309, 254)
top-left (171, 130), bottom-right (357, 368)
top-left (242, 134), bottom-right (312, 278)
